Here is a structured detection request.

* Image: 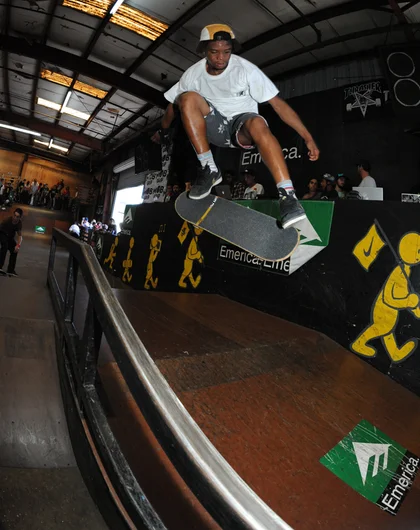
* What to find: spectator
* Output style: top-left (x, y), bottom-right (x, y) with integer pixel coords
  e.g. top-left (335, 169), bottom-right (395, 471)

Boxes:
top-left (164, 184), bottom-right (173, 202)
top-left (69, 222), bottom-right (80, 238)
top-left (171, 183), bottom-right (182, 202)
top-left (108, 218), bottom-right (117, 235)
top-left (357, 160), bottom-right (377, 187)
top-left (302, 178), bottom-right (321, 200)
top-left (224, 170), bottom-right (246, 200)
top-left (335, 174), bottom-right (348, 199)
top-left (0, 207), bottom-right (23, 277)
top-left (243, 170), bottom-right (264, 199)
top-left (323, 174), bottom-right (338, 200)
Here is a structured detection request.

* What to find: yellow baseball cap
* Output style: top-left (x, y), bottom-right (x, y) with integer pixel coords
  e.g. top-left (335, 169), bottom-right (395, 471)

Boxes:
top-left (199, 24), bottom-right (235, 42)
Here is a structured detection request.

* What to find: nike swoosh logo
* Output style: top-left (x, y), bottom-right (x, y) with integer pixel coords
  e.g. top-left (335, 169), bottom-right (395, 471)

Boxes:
top-left (364, 238), bottom-right (374, 257)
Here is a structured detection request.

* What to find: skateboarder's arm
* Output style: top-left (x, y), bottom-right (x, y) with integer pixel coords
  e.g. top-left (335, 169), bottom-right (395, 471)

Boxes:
top-left (15, 231), bottom-right (22, 251)
top-left (268, 96), bottom-right (320, 161)
top-left (161, 103), bottom-right (175, 130)
top-left (151, 104), bottom-right (175, 143)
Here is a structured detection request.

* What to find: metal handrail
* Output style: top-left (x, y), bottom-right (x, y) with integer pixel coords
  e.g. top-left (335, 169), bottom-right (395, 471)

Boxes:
top-left (49, 228), bottom-right (293, 530)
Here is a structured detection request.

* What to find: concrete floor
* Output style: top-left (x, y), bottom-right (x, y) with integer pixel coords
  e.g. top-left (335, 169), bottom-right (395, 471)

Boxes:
top-left (0, 206), bottom-right (107, 530)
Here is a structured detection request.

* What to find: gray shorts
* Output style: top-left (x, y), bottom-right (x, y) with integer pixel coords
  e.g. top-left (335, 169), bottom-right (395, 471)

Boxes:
top-left (204, 103), bottom-right (267, 149)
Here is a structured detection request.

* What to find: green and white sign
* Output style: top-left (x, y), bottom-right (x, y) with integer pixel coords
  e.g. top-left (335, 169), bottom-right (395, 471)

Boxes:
top-left (35, 225), bottom-right (46, 234)
top-left (321, 420), bottom-right (419, 515)
top-left (219, 200), bottom-right (334, 275)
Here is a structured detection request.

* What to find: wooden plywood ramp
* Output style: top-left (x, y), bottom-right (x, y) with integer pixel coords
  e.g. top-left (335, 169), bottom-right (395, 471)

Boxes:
top-left (101, 291), bottom-right (420, 530)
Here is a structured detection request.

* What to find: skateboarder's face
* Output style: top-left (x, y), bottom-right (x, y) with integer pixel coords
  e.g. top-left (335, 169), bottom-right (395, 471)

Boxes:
top-left (12, 211), bottom-right (21, 224)
top-left (206, 41), bottom-right (232, 74)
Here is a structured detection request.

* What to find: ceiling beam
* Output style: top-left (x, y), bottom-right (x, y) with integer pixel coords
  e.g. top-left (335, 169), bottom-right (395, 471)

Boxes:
top-left (259, 22), bottom-right (420, 71)
top-left (388, 0), bottom-right (416, 40)
top-left (402, 0), bottom-right (420, 11)
top-left (0, 35), bottom-right (166, 108)
top-left (31, 0), bottom-right (60, 118)
top-left (0, 110), bottom-right (103, 150)
top-left (240, 0), bottom-right (409, 53)
top-left (0, 137), bottom-right (87, 171)
top-left (77, 0), bottom-right (215, 151)
top-left (105, 103), bottom-right (154, 143)
top-left (3, 0), bottom-right (15, 143)
top-left (271, 50), bottom-right (377, 82)
top-left (125, 0), bottom-right (216, 74)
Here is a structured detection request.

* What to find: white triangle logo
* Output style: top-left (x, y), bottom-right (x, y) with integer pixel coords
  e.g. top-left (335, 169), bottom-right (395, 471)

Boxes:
top-left (353, 442), bottom-right (390, 485)
top-left (294, 217), bottom-right (321, 245)
top-left (124, 209), bottom-right (133, 224)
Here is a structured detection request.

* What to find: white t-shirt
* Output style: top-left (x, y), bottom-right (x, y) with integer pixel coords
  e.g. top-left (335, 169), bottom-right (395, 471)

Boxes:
top-left (359, 176), bottom-right (377, 187)
top-left (69, 223), bottom-right (80, 236)
top-left (244, 183), bottom-right (264, 199)
top-left (164, 55), bottom-right (279, 120)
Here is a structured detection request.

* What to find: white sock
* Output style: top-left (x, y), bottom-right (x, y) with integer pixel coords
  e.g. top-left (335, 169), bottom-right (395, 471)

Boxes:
top-left (197, 151), bottom-right (218, 173)
top-left (277, 180), bottom-right (297, 199)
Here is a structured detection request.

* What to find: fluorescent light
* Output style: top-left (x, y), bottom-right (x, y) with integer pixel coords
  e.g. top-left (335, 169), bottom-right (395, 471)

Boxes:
top-left (51, 144), bottom-right (69, 153)
top-left (62, 91), bottom-right (72, 111)
top-left (37, 97), bottom-right (61, 111)
top-left (34, 139), bottom-right (69, 154)
top-left (0, 123), bottom-right (42, 136)
top-left (37, 96), bottom-right (90, 121)
top-left (110, 0), bottom-right (124, 15)
top-left (62, 107), bottom-right (90, 121)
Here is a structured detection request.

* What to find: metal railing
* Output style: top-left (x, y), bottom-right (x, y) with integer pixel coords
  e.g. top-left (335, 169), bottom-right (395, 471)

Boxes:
top-left (48, 227), bottom-right (293, 530)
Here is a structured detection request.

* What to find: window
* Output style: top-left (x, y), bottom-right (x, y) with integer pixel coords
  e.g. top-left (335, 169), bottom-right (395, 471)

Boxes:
top-left (112, 185), bottom-right (143, 231)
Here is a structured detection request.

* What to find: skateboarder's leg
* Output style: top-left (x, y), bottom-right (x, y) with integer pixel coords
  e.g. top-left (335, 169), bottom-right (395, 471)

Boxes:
top-left (7, 239), bottom-right (18, 275)
top-left (237, 116), bottom-right (306, 228)
top-left (177, 92), bottom-right (224, 200)
top-left (0, 232), bottom-right (8, 272)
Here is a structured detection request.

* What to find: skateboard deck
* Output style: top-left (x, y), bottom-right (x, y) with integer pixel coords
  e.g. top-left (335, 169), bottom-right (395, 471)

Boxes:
top-left (175, 192), bottom-right (300, 262)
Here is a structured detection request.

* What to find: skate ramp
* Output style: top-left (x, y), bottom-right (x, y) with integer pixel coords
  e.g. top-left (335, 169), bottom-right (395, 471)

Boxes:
top-left (97, 290), bottom-right (420, 530)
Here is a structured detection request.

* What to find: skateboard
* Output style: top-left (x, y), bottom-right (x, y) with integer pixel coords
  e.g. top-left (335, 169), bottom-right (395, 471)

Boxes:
top-left (175, 192), bottom-right (300, 262)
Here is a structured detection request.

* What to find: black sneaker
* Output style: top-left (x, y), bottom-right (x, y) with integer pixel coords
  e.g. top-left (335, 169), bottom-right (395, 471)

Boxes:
top-left (0, 268), bottom-right (6, 275)
top-left (189, 164), bottom-right (222, 200)
top-left (278, 188), bottom-right (307, 228)
top-left (7, 270), bottom-right (18, 277)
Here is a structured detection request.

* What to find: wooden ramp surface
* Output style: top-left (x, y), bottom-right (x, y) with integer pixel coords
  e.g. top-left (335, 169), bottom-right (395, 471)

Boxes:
top-left (104, 290), bottom-right (420, 530)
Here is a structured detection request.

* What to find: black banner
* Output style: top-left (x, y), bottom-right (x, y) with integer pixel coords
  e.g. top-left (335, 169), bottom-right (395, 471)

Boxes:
top-left (380, 44), bottom-right (420, 127)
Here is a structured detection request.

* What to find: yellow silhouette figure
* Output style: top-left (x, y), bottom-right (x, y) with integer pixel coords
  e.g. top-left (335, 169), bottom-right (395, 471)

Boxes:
top-left (179, 227), bottom-right (203, 289)
top-left (104, 236), bottom-right (118, 270)
top-left (351, 232), bottom-right (420, 363)
top-left (122, 237), bottom-right (135, 283)
top-left (144, 233), bottom-right (161, 290)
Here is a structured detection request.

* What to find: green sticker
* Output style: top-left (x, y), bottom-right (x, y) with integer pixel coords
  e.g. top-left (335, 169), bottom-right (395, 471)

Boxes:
top-left (320, 420), bottom-right (419, 515)
top-left (35, 226), bottom-right (46, 234)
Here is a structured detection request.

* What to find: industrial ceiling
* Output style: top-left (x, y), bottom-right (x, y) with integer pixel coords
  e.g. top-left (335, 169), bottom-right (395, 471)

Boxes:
top-left (0, 0), bottom-right (418, 169)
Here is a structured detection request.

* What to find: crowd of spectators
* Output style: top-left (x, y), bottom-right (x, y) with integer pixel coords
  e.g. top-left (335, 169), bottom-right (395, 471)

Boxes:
top-left (69, 217), bottom-right (117, 242)
top-left (0, 176), bottom-right (76, 211)
top-left (207, 159), bottom-right (378, 202)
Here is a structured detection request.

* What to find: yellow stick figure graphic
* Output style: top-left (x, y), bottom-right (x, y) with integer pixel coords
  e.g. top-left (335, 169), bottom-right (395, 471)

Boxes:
top-left (351, 232), bottom-right (420, 363)
top-left (103, 236), bottom-right (118, 270)
top-left (122, 237), bottom-right (135, 283)
top-left (179, 227), bottom-right (204, 289)
top-left (144, 233), bottom-right (162, 290)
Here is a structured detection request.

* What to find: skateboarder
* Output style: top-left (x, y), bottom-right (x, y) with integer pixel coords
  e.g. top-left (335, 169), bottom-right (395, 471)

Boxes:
top-left (0, 207), bottom-right (23, 276)
top-left (155, 23), bottom-right (320, 228)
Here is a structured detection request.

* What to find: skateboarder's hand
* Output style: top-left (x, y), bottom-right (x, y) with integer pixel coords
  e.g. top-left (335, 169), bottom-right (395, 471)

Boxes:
top-left (14, 245), bottom-right (20, 253)
top-left (306, 139), bottom-right (320, 161)
top-left (151, 130), bottom-right (161, 144)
